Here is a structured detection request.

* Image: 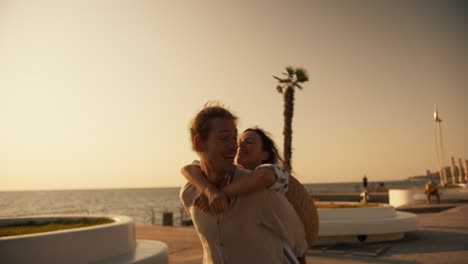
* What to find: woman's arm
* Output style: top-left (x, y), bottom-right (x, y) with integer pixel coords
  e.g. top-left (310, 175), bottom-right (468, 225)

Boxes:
top-left (221, 168), bottom-right (276, 197)
top-left (180, 164), bottom-right (216, 195)
top-left (180, 164), bottom-right (229, 213)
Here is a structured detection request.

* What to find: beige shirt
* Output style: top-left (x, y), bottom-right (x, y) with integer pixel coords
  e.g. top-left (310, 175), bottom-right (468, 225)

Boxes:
top-left (180, 168), bottom-right (307, 264)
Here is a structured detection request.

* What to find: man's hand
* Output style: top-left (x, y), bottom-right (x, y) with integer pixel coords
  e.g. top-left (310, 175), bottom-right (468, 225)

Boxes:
top-left (205, 188), bottom-right (229, 214)
top-left (194, 192), bottom-right (210, 212)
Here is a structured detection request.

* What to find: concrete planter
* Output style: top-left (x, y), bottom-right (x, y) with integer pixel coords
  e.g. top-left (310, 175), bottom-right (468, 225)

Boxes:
top-left (389, 186), bottom-right (468, 208)
top-left (316, 202), bottom-right (418, 245)
top-left (0, 215), bottom-right (168, 264)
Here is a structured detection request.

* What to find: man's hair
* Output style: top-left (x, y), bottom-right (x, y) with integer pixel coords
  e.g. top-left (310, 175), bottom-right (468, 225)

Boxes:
top-left (190, 102), bottom-right (238, 151)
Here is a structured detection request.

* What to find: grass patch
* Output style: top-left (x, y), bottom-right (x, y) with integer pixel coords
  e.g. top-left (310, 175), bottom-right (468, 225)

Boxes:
top-left (0, 218), bottom-right (114, 237)
top-left (317, 202), bottom-right (381, 209)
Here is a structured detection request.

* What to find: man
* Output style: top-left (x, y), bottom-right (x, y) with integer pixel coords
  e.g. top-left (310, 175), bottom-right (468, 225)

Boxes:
top-left (180, 104), bottom-right (307, 264)
top-left (425, 180), bottom-right (440, 205)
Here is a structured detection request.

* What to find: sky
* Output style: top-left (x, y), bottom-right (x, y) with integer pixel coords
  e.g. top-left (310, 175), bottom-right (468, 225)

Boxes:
top-left (1, 0), bottom-right (467, 191)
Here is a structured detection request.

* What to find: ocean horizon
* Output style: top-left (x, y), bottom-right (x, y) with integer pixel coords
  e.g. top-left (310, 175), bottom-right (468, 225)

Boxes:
top-left (0, 179), bottom-right (427, 225)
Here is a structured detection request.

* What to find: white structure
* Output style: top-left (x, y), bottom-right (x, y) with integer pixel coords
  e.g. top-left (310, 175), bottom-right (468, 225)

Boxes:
top-left (0, 215), bottom-right (168, 264)
top-left (389, 185), bottom-right (468, 207)
top-left (316, 202), bottom-right (418, 245)
top-left (434, 106), bottom-right (447, 185)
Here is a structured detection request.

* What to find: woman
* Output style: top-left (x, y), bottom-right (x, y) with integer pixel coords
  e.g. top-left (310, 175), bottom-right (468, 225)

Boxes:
top-left (181, 128), bottom-right (289, 214)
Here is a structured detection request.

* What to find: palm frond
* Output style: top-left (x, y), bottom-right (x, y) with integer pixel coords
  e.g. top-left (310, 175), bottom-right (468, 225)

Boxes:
top-left (276, 85), bottom-right (283, 93)
top-left (295, 83), bottom-right (303, 90)
top-left (295, 68), bottom-right (309, 82)
top-left (273, 76), bottom-right (289, 83)
top-left (285, 66), bottom-right (294, 76)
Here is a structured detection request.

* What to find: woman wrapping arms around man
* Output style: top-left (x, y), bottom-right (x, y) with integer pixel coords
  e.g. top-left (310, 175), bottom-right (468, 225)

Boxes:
top-left (181, 127), bottom-right (319, 263)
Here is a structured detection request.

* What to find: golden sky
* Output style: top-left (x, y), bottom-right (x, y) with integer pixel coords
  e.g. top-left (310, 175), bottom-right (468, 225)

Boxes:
top-left (1, 0), bottom-right (467, 190)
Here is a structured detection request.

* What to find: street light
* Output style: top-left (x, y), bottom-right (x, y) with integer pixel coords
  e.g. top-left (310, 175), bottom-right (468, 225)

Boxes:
top-left (434, 106), bottom-right (447, 186)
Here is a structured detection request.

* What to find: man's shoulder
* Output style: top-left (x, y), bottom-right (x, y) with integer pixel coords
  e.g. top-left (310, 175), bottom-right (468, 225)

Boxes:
top-left (179, 182), bottom-right (199, 209)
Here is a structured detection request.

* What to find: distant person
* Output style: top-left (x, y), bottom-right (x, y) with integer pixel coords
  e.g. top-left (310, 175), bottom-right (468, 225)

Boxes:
top-left (425, 180), bottom-right (440, 205)
top-left (361, 175), bottom-right (369, 203)
top-left (180, 104), bottom-right (307, 264)
top-left (362, 175), bottom-right (368, 191)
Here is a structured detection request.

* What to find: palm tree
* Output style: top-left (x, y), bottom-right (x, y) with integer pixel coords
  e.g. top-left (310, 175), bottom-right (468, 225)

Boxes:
top-left (274, 66), bottom-right (309, 172)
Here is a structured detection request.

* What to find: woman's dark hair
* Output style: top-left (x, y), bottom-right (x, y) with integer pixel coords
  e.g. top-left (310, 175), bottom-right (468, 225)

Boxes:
top-left (244, 127), bottom-right (285, 167)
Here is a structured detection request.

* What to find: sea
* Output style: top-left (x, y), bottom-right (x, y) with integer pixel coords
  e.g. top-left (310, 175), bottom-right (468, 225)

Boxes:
top-left (0, 180), bottom-right (426, 226)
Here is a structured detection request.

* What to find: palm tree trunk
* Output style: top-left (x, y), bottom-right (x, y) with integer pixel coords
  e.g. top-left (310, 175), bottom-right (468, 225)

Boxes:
top-left (283, 86), bottom-right (295, 172)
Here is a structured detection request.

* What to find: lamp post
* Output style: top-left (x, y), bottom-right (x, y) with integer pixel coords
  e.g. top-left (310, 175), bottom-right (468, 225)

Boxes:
top-left (434, 107), bottom-right (447, 186)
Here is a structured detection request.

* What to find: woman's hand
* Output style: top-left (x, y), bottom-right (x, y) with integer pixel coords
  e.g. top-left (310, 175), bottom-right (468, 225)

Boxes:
top-left (205, 187), bottom-right (229, 214)
top-left (194, 188), bottom-right (229, 214)
top-left (194, 192), bottom-right (210, 212)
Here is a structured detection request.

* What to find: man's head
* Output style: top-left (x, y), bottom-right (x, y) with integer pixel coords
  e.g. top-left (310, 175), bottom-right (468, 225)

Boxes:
top-left (190, 103), bottom-right (238, 177)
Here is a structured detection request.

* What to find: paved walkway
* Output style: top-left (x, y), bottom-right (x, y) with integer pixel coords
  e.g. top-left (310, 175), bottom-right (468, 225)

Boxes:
top-left (307, 202), bottom-right (468, 263)
top-left (136, 202), bottom-right (468, 264)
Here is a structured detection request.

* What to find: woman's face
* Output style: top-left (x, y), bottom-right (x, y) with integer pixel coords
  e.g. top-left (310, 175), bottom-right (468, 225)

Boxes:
top-left (235, 130), bottom-right (268, 170)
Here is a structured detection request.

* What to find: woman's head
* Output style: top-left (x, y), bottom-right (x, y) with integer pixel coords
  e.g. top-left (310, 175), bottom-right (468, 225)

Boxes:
top-left (235, 127), bottom-right (284, 170)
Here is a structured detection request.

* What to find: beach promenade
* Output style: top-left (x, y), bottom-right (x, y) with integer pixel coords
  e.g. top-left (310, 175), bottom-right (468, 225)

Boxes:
top-left (312, 191), bottom-right (389, 203)
top-left (136, 201), bottom-right (468, 264)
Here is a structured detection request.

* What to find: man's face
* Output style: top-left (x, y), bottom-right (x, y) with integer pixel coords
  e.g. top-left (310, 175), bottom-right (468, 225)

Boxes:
top-left (201, 118), bottom-right (238, 174)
